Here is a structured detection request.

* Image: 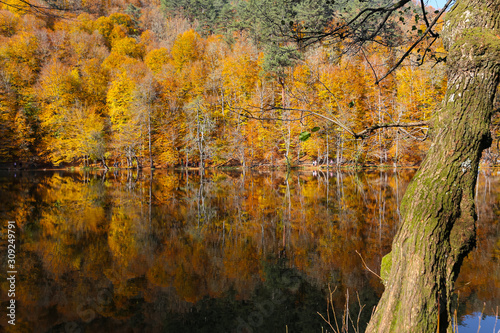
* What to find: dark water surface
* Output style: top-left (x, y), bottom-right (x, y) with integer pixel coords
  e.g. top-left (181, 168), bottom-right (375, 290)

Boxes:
top-left (0, 169), bottom-right (498, 332)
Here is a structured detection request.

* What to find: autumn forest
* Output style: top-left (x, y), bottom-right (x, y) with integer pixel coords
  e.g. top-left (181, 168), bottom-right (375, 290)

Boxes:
top-left (1, 1), bottom-right (500, 332)
top-left (0, 0), bottom-right (470, 169)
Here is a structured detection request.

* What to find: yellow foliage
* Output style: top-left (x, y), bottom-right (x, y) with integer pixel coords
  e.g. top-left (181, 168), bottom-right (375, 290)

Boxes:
top-left (222, 53), bottom-right (258, 100)
top-left (0, 31), bottom-right (40, 87)
top-left (108, 13), bottom-right (135, 34)
top-left (155, 132), bottom-right (180, 166)
top-left (107, 71), bottom-right (136, 130)
top-left (0, 0), bottom-right (31, 14)
top-left (80, 58), bottom-right (109, 107)
top-left (102, 51), bottom-right (140, 73)
top-left (145, 47), bottom-right (170, 73)
top-left (71, 13), bottom-right (96, 34)
top-left (171, 29), bottom-right (204, 70)
top-left (95, 15), bottom-right (114, 43)
top-left (109, 24), bottom-right (127, 40)
top-left (0, 9), bottom-right (18, 36)
top-left (111, 36), bottom-right (145, 59)
top-left (95, 13), bottom-right (136, 47)
top-left (42, 103), bottom-right (106, 165)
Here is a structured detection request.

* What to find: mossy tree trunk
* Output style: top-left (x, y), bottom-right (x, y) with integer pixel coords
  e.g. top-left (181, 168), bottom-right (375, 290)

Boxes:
top-left (366, 1), bottom-right (500, 332)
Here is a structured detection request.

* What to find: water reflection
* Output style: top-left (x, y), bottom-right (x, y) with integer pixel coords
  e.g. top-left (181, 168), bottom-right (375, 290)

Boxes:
top-left (0, 169), bottom-right (498, 332)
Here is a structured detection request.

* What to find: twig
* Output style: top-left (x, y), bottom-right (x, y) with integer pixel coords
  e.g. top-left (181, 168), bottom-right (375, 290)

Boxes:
top-left (375, 0), bottom-right (454, 84)
top-left (231, 104), bottom-right (430, 141)
top-left (355, 250), bottom-right (382, 280)
top-left (354, 121), bottom-right (429, 139)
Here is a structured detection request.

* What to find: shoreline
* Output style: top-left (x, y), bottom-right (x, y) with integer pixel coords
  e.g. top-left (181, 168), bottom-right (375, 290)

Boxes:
top-left (2, 164), bottom-right (499, 172)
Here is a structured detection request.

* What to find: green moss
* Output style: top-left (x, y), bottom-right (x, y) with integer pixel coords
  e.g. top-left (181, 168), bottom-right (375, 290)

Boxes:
top-left (380, 251), bottom-right (392, 286)
top-left (390, 298), bottom-right (401, 331)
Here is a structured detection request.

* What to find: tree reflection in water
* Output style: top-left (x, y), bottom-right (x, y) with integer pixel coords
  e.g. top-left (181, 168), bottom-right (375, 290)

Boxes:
top-left (0, 169), bottom-right (498, 332)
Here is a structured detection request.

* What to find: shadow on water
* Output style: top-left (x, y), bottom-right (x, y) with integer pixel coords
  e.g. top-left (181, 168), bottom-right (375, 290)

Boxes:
top-left (0, 168), bottom-right (498, 332)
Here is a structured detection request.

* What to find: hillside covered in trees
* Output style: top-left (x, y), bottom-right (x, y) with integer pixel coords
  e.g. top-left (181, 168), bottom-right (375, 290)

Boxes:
top-left (1, 0), bottom-right (490, 169)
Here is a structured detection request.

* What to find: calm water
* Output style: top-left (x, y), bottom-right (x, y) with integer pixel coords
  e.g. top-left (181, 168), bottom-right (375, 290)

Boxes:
top-left (0, 169), bottom-right (498, 333)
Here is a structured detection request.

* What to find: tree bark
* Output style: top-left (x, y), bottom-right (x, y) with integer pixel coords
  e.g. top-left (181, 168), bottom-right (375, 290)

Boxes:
top-left (366, 1), bottom-right (500, 332)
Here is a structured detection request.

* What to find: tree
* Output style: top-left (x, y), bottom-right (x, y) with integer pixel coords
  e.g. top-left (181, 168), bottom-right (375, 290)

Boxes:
top-left (161, 0), bottom-right (235, 35)
top-left (107, 71), bottom-right (141, 169)
top-left (366, 1), bottom-right (500, 331)
top-left (134, 71), bottom-right (160, 169)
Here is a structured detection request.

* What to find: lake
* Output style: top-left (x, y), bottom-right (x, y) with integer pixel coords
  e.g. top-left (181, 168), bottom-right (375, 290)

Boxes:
top-left (0, 169), bottom-right (498, 332)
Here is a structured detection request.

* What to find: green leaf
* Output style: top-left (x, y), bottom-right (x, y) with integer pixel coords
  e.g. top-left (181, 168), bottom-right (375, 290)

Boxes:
top-left (311, 126), bottom-right (320, 132)
top-left (412, 25), bottom-right (417, 31)
top-left (299, 131), bottom-right (311, 142)
top-left (348, 101), bottom-right (355, 108)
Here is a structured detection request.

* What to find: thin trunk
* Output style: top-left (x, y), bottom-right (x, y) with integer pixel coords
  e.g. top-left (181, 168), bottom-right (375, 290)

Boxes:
top-left (326, 132), bottom-right (329, 170)
top-left (378, 88), bottom-right (383, 166)
top-left (367, 1), bottom-right (500, 331)
top-left (394, 129), bottom-right (399, 168)
top-left (101, 158), bottom-right (109, 171)
top-left (149, 169), bottom-right (153, 227)
top-left (148, 109), bottom-right (153, 169)
top-left (134, 156), bottom-right (141, 171)
top-left (197, 106), bottom-right (205, 170)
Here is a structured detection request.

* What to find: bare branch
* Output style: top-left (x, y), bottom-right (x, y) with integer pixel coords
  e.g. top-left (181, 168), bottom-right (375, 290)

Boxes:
top-left (354, 121), bottom-right (429, 139)
top-left (360, 47), bottom-right (380, 83)
top-left (0, 0), bottom-right (79, 18)
top-left (230, 104), bottom-right (430, 141)
top-left (419, 0), bottom-right (439, 37)
top-left (355, 250), bottom-right (382, 280)
top-left (375, 0), bottom-right (454, 84)
top-left (353, 0), bottom-right (411, 43)
top-left (289, 0), bottom-right (414, 48)
top-left (416, 35), bottom-right (439, 65)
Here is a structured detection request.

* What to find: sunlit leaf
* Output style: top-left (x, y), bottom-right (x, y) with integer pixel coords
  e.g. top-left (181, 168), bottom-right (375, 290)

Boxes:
top-left (299, 131), bottom-right (311, 142)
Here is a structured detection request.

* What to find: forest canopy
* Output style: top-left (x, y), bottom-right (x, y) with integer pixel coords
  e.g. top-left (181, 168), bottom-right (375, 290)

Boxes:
top-left (0, 0), bottom-right (479, 169)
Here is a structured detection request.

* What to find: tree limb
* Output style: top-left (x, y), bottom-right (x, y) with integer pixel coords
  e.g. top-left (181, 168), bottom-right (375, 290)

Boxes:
top-left (0, 0), bottom-right (77, 17)
top-left (375, 0), bottom-right (454, 84)
top-left (419, 0), bottom-right (439, 37)
top-left (230, 104), bottom-right (430, 141)
top-left (354, 121), bottom-right (429, 139)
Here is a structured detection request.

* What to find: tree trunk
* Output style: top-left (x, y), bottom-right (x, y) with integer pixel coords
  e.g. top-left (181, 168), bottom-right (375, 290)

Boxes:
top-left (326, 132), bottom-right (329, 169)
top-left (134, 155), bottom-right (141, 171)
top-left (366, 1), bottom-right (500, 332)
top-left (148, 109), bottom-right (154, 169)
top-left (101, 158), bottom-right (109, 171)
